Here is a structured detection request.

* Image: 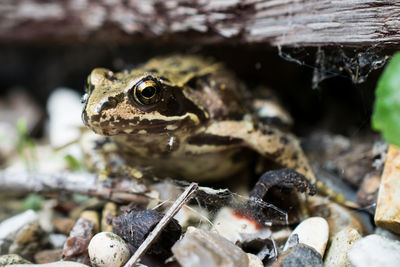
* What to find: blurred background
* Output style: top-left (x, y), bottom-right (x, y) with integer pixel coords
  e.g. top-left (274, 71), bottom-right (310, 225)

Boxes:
top-left (0, 1), bottom-right (388, 140)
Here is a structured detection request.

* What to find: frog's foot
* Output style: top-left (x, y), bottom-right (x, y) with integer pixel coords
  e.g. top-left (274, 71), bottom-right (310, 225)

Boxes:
top-left (249, 169), bottom-right (316, 201)
top-left (205, 120), bottom-right (316, 183)
top-left (246, 169), bottom-right (316, 225)
top-left (80, 132), bottom-right (144, 179)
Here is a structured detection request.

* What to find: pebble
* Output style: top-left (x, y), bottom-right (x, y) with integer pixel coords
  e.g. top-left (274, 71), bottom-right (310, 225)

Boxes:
top-left (88, 232), bottom-right (131, 267)
top-left (348, 234), bottom-right (400, 267)
top-left (174, 205), bottom-right (210, 230)
top-left (10, 262), bottom-right (89, 267)
top-left (172, 226), bottom-right (249, 267)
top-left (324, 227), bottom-right (361, 267)
top-left (356, 171), bottom-right (380, 209)
top-left (0, 210), bottom-right (38, 252)
top-left (247, 253), bottom-right (263, 267)
top-left (34, 249), bottom-right (63, 264)
top-left (52, 217), bottom-right (76, 235)
top-left (62, 217), bottom-right (96, 265)
top-left (309, 196), bottom-right (370, 237)
top-left (283, 217), bottom-right (329, 257)
top-left (375, 227), bottom-right (400, 242)
top-left (375, 144), bottom-right (400, 234)
top-left (48, 233), bottom-right (67, 249)
top-left (0, 209), bottom-right (45, 259)
top-left (211, 207), bottom-right (264, 243)
top-left (101, 202), bottom-right (117, 232)
top-left (274, 243), bottom-right (323, 267)
top-left (80, 210), bottom-right (100, 233)
top-left (0, 254), bottom-right (31, 265)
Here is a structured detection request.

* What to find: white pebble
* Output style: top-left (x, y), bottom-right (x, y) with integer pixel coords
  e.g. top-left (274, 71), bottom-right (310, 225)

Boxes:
top-left (324, 227), bottom-right (361, 267)
top-left (11, 262), bottom-right (88, 267)
top-left (212, 207), bottom-right (266, 243)
top-left (88, 232), bottom-right (131, 267)
top-left (348, 234), bottom-right (400, 267)
top-left (247, 253), bottom-right (263, 267)
top-left (283, 217), bottom-right (329, 256)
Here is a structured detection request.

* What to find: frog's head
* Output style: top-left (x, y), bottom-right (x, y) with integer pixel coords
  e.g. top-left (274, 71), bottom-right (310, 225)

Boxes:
top-left (82, 68), bottom-right (208, 136)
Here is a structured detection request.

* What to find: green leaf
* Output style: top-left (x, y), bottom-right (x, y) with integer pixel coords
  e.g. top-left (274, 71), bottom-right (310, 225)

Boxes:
top-left (372, 52), bottom-right (400, 146)
top-left (64, 154), bottom-right (83, 171)
top-left (22, 193), bottom-right (44, 211)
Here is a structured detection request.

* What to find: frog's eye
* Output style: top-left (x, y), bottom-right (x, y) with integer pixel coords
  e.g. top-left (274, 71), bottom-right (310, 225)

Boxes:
top-left (132, 78), bottom-right (162, 105)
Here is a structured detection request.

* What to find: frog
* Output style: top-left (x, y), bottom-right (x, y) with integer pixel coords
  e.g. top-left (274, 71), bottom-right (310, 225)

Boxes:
top-left (81, 55), bottom-right (316, 184)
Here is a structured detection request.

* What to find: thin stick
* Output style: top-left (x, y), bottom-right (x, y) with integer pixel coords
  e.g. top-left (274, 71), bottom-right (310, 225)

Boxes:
top-left (123, 182), bottom-right (199, 267)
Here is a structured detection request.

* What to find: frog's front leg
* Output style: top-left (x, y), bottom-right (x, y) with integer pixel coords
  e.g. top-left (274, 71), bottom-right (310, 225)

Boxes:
top-left (80, 132), bottom-right (143, 179)
top-left (205, 120), bottom-right (316, 183)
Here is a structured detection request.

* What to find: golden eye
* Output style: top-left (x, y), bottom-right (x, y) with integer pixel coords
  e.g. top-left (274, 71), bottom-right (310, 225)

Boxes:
top-left (133, 78), bottom-right (162, 105)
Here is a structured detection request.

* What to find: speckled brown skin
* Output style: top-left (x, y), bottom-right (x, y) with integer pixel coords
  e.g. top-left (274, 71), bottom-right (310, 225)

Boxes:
top-left (82, 55), bottom-right (315, 182)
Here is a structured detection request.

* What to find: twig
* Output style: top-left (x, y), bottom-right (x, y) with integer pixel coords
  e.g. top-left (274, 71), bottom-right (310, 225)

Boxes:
top-left (123, 182), bottom-right (199, 267)
top-left (0, 170), bottom-right (148, 203)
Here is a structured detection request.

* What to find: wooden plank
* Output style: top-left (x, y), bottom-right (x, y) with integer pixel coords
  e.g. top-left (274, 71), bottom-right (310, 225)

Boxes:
top-left (1, 0), bottom-right (400, 47)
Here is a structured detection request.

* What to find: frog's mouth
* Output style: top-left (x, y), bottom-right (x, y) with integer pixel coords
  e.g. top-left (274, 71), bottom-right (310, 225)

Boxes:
top-left (83, 112), bottom-right (200, 137)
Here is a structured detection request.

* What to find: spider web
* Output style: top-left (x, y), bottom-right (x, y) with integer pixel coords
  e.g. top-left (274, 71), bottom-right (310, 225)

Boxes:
top-left (278, 45), bottom-right (389, 89)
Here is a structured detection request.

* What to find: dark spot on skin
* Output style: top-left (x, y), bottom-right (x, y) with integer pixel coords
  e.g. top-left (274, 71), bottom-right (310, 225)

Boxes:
top-left (280, 136), bottom-right (288, 145)
top-left (179, 70), bottom-right (189, 75)
top-left (188, 65), bottom-right (199, 72)
top-left (100, 121), bottom-right (110, 127)
top-left (147, 68), bottom-right (158, 73)
top-left (89, 114), bottom-right (101, 125)
top-left (187, 134), bottom-right (243, 146)
top-left (99, 93), bottom-right (124, 112)
top-left (261, 128), bottom-right (275, 135)
top-left (186, 74), bottom-right (211, 90)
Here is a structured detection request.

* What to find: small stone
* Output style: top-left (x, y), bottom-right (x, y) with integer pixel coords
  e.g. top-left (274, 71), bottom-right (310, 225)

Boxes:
top-left (356, 171), bottom-right (380, 209)
top-left (101, 202), bottom-right (117, 232)
top-left (10, 261), bottom-right (89, 267)
top-left (48, 233), bottom-right (67, 249)
top-left (348, 234), bottom-right (400, 267)
top-left (324, 227), bottom-right (361, 267)
top-left (283, 217), bottom-right (329, 257)
top-left (239, 230), bottom-right (276, 264)
top-left (211, 207), bottom-right (265, 243)
top-left (274, 243), bottom-right (323, 267)
top-left (34, 249), bottom-right (63, 263)
top-left (88, 232), bottom-right (131, 267)
top-left (0, 210), bottom-right (45, 260)
top-left (375, 227), bottom-right (400, 242)
top-left (247, 253), bottom-right (263, 267)
top-left (174, 205), bottom-right (209, 230)
top-left (309, 196), bottom-right (370, 237)
top-left (0, 254), bottom-right (31, 265)
top-left (172, 226), bottom-right (249, 267)
top-left (52, 217), bottom-right (76, 235)
top-left (80, 210), bottom-right (100, 233)
top-left (62, 217), bottom-right (96, 265)
top-left (375, 145), bottom-right (400, 234)
top-left (0, 210), bottom-right (38, 253)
